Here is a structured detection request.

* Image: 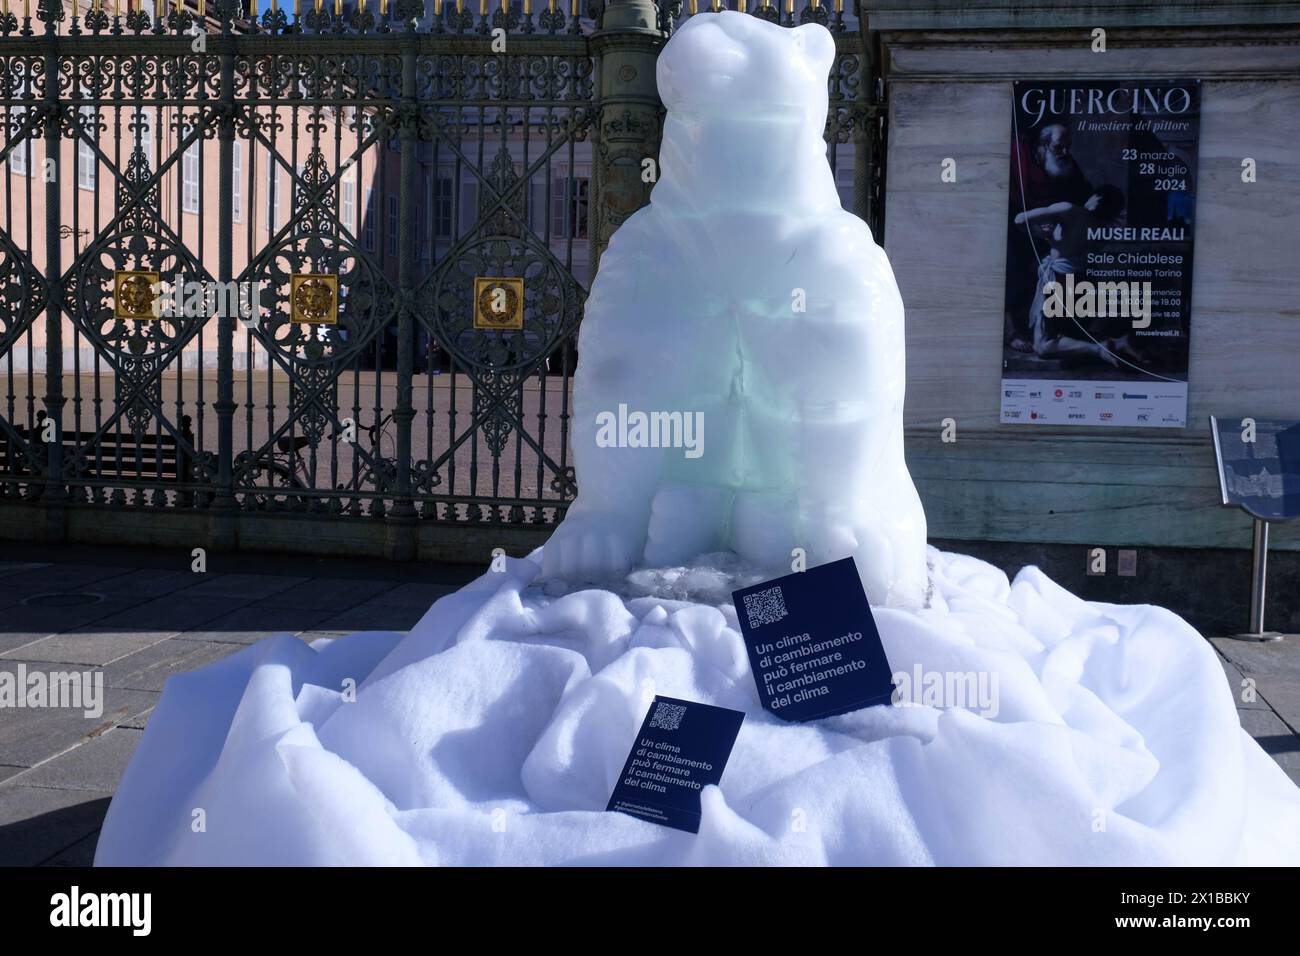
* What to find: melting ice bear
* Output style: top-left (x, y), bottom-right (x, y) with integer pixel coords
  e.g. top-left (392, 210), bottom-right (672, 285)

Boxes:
top-left (543, 11), bottom-right (929, 608)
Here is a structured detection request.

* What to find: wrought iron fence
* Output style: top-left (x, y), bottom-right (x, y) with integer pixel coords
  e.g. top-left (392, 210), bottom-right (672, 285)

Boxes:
top-left (0, 0), bottom-right (884, 557)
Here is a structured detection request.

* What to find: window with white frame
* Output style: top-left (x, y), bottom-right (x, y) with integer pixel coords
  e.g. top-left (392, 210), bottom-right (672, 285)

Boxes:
top-left (232, 141), bottom-right (243, 222)
top-left (387, 193), bottom-right (398, 251)
top-left (182, 129), bottom-right (200, 213)
top-left (573, 176), bottom-right (590, 239)
top-left (76, 105), bottom-right (96, 191)
top-left (363, 187), bottom-right (376, 251)
top-left (551, 171), bottom-right (589, 240)
top-left (294, 161), bottom-right (306, 234)
top-left (433, 170), bottom-right (454, 239)
top-left (9, 68), bottom-right (30, 177)
top-left (342, 175), bottom-right (355, 232)
top-left (133, 107), bottom-right (154, 163)
top-left (266, 161), bottom-right (279, 231)
top-left (8, 122), bottom-right (28, 176)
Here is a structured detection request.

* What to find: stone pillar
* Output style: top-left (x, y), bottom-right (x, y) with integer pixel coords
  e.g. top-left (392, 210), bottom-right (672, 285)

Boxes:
top-left (588, 0), bottom-right (665, 274)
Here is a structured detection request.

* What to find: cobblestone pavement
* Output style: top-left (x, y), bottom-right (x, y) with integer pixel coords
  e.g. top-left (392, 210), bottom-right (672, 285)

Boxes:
top-left (0, 543), bottom-right (1296, 866)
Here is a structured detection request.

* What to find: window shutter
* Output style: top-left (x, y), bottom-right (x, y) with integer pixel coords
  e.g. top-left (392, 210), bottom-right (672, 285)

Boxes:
top-left (552, 176), bottom-right (567, 239)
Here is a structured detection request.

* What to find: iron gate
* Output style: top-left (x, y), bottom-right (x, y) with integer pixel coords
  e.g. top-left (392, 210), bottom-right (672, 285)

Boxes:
top-left (0, 0), bottom-right (885, 560)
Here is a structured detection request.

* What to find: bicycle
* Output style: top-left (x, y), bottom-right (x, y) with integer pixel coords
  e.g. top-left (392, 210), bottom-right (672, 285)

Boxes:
top-left (240, 412), bottom-right (399, 511)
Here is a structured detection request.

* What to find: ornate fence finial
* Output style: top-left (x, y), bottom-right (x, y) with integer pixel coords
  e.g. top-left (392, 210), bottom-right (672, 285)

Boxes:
top-left (394, 0), bottom-right (423, 25)
top-left (37, 0), bottom-right (64, 27)
top-left (211, 0), bottom-right (238, 31)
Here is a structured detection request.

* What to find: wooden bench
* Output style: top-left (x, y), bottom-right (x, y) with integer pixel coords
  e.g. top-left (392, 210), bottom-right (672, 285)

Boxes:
top-left (0, 411), bottom-right (196, 492)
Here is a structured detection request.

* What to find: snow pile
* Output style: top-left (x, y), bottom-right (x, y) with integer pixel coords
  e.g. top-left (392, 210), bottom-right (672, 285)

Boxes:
top-left (94, 547), bottom-right (1300, 866)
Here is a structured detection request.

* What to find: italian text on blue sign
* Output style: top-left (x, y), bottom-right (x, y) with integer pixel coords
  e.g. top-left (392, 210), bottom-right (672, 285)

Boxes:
top-left (606, 696), bottom-right (744, 834)
top-left (733, 557), bottom-right (895, 722)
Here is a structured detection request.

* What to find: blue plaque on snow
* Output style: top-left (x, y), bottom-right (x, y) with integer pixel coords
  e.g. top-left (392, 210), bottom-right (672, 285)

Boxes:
top-left (606, 696), bottom-right (745, 834)
top-left (732, 556), bottom-right (895, 722)
top-left (1210, 416), bottom-right (1300, 521)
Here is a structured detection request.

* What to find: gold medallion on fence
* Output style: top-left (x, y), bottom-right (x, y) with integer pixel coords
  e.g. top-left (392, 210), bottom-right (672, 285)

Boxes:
top-left (113, 270), bottom-right (161, 321)
top-left (290, 273), bottom-right (338, 325)
top-left (473, 277), bottom-right (524, 331)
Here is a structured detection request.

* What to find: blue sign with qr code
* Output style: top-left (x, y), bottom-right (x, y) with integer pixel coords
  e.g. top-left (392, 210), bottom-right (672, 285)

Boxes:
top-left (606, 696), bottom-right (745, 834)
top-left (732, 557), bottom-right (896, 722)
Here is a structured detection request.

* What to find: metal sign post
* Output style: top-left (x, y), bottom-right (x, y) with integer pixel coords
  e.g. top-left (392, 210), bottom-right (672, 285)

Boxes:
top-left (1240, 517), bottom-right (1282, 642)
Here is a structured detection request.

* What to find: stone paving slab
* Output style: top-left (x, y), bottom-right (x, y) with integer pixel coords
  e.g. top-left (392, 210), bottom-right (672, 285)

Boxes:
top-left (15, 728), bottom-right (144, 793)
top-left (377, 581), bottom-right (463, 608)
top-left (87, 568), bottom-right (214, 601)
top-left (314, 603), bottom-right (429, 632)
top-left (1212, 635), bottom-right (1300, 677)
top-left (0, 561), bottom-right (50, 580)
top-left (0, 563), bottom-right (131, 593)
top-left (0, 597), bottom-right (150, 650)
top-left (94, 594), bottom-right (252, 633)
top-left (1254, 677), bottom-right (1300, 737)
top-left (0, 584), bottom-right (33, 611)
top-left (0, 684), bottom-right (158, 768)
top-left (0, 786), bottom-right (113, 866)
top-left (179, 572), bottom-right (310, 601)
top-left (0, 631), bottom-right (67, 657)
top-left (1217, 655), bottom-right (1270, 710)
top-left (250, 576), bottom-right (401, 611)
top-left (182, 604), bottom-right (340, 645)
top-left (1237, 708), bottom-right (1300, 783)
top-left (7, 627), bottom-right (178, 667)
top-left (1212, 637), bottom-right (1300, 788)
top-left (101, 637), bottom-right (242, 692)
top-left (41, 829), bottom-right (100, 867)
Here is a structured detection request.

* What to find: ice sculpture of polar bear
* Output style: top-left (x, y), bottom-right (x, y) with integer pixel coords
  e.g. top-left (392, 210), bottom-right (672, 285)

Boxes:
top-left (542, 11), bottom-right (929, 608)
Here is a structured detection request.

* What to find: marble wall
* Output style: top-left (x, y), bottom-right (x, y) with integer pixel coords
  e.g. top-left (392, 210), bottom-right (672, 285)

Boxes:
top-left (882, 28), bottom-right (1300, 550)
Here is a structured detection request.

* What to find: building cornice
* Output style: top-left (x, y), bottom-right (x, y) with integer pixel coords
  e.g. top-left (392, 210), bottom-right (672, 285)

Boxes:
top-left (866, 0), bottom-right (1300, 32)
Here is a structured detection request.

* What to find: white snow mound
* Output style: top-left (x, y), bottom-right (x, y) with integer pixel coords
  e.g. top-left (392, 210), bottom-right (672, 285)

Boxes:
top-left (94, 547), bottom-right (1300, 866)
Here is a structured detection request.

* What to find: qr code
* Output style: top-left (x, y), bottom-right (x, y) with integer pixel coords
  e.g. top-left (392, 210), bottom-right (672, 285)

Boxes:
top-left (649, 701), bottom-right (686, 731)
top-left (743, 585), bottom-right (788, 629)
